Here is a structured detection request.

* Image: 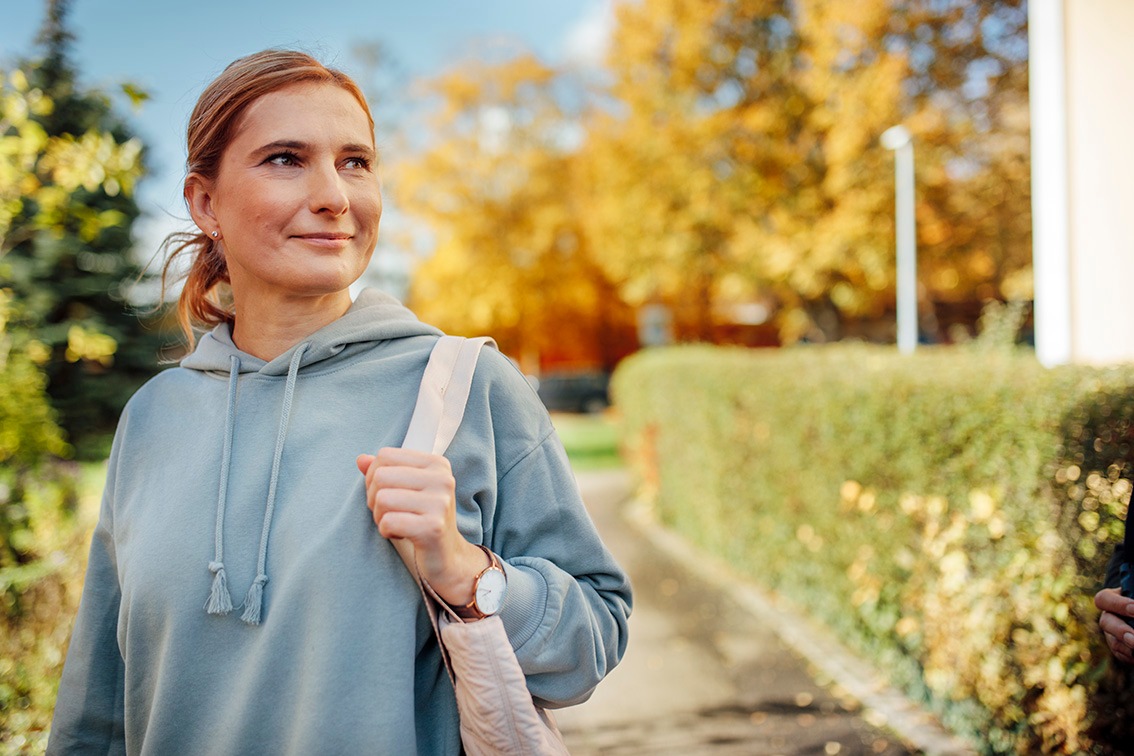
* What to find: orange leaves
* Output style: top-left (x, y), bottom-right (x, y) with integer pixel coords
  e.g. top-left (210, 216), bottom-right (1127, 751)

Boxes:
top-left (391, 56), bottom-right (635, 367)
top-left (423, 55), bottom-right (557, 125)
top-left (396, 0), bottom-right (1031, 349)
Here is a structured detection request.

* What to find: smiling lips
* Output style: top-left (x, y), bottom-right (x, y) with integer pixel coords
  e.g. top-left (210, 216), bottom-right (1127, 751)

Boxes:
top-left (293, 232), bottom-right (353, 248)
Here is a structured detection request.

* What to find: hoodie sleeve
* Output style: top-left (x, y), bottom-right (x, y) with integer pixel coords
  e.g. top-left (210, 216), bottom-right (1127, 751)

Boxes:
top-left (461, 354), bottom-right (631, 709)
top-left (47, 448), bottom-right (127, 754)
top-left (490, 433), bottom-right (632, 709)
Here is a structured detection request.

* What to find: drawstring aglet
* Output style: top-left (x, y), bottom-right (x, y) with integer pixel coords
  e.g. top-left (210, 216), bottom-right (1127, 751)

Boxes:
top-left (240, 574), bottom-right (269, 625)
top-left (205, 561), bottom-right (233, 615)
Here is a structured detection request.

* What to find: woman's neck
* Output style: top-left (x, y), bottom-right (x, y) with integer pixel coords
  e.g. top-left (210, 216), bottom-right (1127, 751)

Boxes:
top-left (230, 289), bottom-right (353, 361)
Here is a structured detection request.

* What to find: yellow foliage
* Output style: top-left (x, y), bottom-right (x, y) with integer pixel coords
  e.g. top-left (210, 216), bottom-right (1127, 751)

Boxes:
top-left (397, 0), bottom-right (1030, 349)
top-left (64, 324), bottom-right (117, 367)
top-left (863, 488), bottom-right (1095, 752)
top-left (0, 71), bottom-right (142, 252)
top-left (393, 57), bottom-right (634, 366)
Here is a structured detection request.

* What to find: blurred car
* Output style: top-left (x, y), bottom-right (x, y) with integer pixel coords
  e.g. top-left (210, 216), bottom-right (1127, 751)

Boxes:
top-left (535, 370), bottom-right (611, 414)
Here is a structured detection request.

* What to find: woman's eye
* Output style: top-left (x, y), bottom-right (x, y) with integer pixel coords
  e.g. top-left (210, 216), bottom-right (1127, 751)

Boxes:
top-left (343, 157), bottom-right (371, 170)
top-left (266, 152), bottom-right (300, 166)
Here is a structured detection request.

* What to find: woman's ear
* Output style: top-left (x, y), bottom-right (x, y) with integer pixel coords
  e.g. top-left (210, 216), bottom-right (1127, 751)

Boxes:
top-left (184, 173), bottom-right (218, 234)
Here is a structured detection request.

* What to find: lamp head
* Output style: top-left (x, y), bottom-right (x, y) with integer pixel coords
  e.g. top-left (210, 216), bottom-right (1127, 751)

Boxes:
top-left (880, 125), bottom-right (911, 150)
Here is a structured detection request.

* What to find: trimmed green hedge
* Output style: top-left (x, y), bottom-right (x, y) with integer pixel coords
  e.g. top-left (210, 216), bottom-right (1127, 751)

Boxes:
top-left (613, 344), bottom-right (1134, 755)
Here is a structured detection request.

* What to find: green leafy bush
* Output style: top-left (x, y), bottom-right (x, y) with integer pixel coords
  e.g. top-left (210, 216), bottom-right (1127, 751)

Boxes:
top-left (613, 344), bottom-right (1134, 754)
top-left (0, 289), bottom-right (87, 753)
top-left (0, 27), bottom-right (154, 747)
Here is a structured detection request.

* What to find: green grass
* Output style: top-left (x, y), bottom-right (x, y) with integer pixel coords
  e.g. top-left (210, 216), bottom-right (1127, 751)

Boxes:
top-left (549, 412), bottom-right (623, 471)
top-left (78, 460), bottom-right (107, 496)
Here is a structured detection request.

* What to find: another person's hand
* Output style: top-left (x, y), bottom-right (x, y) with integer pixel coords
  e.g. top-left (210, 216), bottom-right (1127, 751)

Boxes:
top-left (1095, 588), bottom-right (1134, 664)
top-left (356, 448), bottom-right (489, 607)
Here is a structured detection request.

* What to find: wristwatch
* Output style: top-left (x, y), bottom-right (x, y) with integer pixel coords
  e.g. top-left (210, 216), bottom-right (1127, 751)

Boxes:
top-left (452, 545), bottom-right (508, 620)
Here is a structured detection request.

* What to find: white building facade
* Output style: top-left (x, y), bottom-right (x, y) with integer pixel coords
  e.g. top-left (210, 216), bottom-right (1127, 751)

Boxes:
top-left (1031, 0), bottom-right (1134, 366)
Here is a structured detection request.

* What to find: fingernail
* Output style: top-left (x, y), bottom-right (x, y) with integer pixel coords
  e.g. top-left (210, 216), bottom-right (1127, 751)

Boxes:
top-left (1124, 633), bottom-right (1134, 646)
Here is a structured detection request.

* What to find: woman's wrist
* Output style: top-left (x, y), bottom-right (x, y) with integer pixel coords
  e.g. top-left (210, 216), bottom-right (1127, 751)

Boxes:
top-left (426, 540), bottom-right (492, 608)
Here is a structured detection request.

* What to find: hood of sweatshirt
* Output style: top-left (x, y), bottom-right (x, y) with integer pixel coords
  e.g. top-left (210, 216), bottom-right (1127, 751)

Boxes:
top-left (180, 288), bottom-right (443, 624)
top-left (181, 288), bottom-right (441, 376)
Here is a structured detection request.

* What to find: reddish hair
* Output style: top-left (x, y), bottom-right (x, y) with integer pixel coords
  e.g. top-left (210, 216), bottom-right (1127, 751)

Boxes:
top-left (160, 49), bottom-right (375, 344)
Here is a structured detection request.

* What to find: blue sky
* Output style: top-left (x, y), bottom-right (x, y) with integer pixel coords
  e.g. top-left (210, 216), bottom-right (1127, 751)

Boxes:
top-left (0, 0), bottom-right (613, 283)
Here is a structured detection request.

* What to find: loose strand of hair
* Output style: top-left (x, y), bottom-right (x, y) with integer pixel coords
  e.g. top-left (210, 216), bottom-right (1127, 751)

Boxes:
top-left (156, 232), bottom-right (232, 347)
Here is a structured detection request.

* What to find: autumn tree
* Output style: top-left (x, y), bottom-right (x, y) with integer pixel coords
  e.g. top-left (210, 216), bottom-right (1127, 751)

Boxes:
top-left (888, 0), bottom-right (1032, 316)
top-left (395, 0), bottom-right (1030, 348)
top-left (392, 54), bottom-right (635, 371)
top-left (1, 52), bottom-right (149, 739)
top-left (578, 0), bottom-right (798, 341)
top-left (5, 0), bottom-right (162, 456)
top-left (585, 0), bottom-right (1029, 343)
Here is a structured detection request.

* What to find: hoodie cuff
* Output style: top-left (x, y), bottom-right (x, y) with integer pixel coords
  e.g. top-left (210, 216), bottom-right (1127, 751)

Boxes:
top-left (497, 560), bottom-right (548, 650)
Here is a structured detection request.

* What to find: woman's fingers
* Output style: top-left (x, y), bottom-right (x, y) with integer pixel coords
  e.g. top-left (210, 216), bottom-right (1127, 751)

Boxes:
top-left (371, 488), bottom-right (449, 544)
top-left (358, 448), bottom-right (453, 488)
top-left (373, 486), bottom-right (449, 516)
top-left (1100, 610), bottom-right (1134, 644)
top-left (1095, 587), bottom-right (1134, 616)
top-left (356, 453), bottom-right (375, 475)
top-left (372, 464), bottom-right (452, 493)
top-left (1101, 612), bottom-right (1133, 641)
top-left (1096, 589), bottom-right (1134, 665)
top-left (355, 449), bottom-right (484, 602)
top-left (374, 446), bottom-right (452, 471)
top-left (356, 448), bottom-right (456, 539)
top-left (373, 509), bottom-right (447, 540)
top-left (1107, 630), bottom-right (1134, 664)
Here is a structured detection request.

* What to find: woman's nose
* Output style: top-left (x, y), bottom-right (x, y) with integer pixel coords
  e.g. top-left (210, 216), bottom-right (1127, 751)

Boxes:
top-left (308, 163), bottom-right (349, 215)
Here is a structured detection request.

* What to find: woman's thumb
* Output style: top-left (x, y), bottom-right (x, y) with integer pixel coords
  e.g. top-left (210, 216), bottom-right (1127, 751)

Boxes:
top-left (356, 453), bottom-right (375, 475)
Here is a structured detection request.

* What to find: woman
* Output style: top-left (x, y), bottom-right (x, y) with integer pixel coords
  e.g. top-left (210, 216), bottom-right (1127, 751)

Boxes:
top-left (1097, 544), bottom-right (1134, 665)
top-left (48, 49), bottom-right (631, 755)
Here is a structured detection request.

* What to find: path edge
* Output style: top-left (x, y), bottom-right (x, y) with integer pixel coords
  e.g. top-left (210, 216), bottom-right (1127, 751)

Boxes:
top-left (623, 497), bottom-right (980, 756)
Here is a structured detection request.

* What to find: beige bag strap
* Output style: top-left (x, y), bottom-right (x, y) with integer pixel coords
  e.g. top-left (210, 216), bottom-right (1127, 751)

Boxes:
top-left (391, 336), bottom-right (495, 667)
top-left (393, 336), bottom-right (568, 755)
top-left (402, 336), bottom-right (494, 455)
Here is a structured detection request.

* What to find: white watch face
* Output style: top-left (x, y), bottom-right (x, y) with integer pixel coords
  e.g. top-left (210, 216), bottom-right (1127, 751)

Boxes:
top-left (475, 568), bottom-right (507, 616)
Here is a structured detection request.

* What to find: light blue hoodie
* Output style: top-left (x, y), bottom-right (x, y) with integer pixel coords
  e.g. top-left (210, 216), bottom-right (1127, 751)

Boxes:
top-left (48, 289), bottom-right (632, 755)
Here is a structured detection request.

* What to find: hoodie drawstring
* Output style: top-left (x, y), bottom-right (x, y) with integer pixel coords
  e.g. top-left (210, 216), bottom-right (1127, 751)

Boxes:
top-left (204, 355), bottom-right (241, 616)
top-left (240, 343), bottom-right (309, 625)
top-left (204, 343), bottom-right (310, 626)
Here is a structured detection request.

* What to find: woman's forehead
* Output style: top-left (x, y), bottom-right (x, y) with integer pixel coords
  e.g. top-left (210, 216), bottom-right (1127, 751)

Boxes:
top-left (231, 82), bottom-right (374, 148)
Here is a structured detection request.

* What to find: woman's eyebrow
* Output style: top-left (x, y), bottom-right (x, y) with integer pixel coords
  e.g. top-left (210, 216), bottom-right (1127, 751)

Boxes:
top-left (251, 140), bottom-right (375, 159)
top-left (341, 143), bottom-right (377, 159)
top-left (253, 139), bottom-right (308, 155)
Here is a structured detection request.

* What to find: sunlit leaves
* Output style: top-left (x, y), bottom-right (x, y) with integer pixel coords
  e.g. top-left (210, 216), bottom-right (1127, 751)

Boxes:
top-left (63, 324), bottom-right (116, 367)
top-left (399, 0), bottom-right (1030, 346)
top-left (0, 71), bottom-right (143, 254)
top-left (119, 82), bottom-right (150, 111)
top-left (393, 57), bottom-right (633, 367)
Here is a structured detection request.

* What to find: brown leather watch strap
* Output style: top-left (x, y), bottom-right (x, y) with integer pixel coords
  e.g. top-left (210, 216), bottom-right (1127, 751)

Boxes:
top-left (452, 545), bottom-right (502, 620)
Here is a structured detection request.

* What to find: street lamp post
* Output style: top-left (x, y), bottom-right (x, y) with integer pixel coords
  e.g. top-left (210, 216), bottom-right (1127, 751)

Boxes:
top-left (880, 125), bottom-right (917, 354)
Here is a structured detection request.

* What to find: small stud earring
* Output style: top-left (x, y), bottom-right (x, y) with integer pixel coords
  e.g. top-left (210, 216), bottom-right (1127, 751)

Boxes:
top-left (211, 231), bottom-right (219, 238)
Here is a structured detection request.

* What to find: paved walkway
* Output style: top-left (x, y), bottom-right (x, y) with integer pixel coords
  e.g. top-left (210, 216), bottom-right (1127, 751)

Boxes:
top-left (556, 469), bottom-right (934, 756)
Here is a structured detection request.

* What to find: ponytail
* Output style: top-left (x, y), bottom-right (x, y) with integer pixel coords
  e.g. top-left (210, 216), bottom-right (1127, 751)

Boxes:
top-left (159, 231), bottom-right (232, 346)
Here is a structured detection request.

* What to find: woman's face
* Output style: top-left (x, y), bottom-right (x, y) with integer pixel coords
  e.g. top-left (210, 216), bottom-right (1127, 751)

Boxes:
top-left (188, 82), bottom-right (382, 302)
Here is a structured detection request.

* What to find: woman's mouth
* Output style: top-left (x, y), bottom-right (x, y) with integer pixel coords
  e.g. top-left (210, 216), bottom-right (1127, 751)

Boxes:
top-left (293, 233), bottom-right (352, 248)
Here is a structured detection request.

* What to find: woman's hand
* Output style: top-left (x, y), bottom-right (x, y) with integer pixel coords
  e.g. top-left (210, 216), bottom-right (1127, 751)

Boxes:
top-left (1095, 588), bottom-right (1134, 665)
top-left (356, 448), bottom-right (489, 608)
